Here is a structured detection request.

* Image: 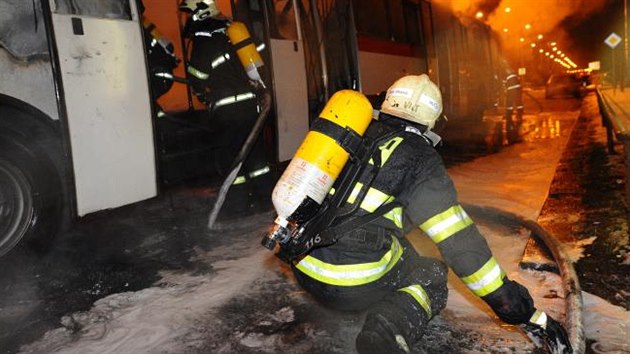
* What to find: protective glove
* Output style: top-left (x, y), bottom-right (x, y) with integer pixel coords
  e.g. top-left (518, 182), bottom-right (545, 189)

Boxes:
top-left (520, 310), bottom-right (572, 354)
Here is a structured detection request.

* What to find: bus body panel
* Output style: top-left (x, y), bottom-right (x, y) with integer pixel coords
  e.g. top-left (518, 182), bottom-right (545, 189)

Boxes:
top-left (50, 9), bottom-right (157, 216)
top-left (357, 51), bottom-right (425, 96)
top-left (269, 38), bottom-right (310, 162)
top-left (0, 50), bottom-right (59, 121)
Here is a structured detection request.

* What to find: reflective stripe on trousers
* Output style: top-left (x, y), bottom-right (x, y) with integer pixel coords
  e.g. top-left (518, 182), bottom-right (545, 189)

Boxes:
top-left (232, 165), bottom-right (271, 185)
top-left (398, 284), bottom-right (432, 318)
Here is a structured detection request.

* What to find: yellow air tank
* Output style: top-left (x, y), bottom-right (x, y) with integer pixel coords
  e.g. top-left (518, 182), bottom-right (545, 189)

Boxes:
top-left (272, 90), bottom-right (374, 225)
top-left (226, 21), bottom-right (264, 82)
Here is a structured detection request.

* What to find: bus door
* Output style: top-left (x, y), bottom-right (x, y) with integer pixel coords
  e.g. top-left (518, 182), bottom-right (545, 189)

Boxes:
top-left (47, 0), bottom-right (157, 216)
top-left (265, 0), bottom-right (309, 162)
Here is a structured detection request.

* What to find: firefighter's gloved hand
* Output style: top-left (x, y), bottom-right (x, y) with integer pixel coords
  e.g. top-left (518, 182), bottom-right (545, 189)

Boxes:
top-left (520, 311), bottom-right (572, 354)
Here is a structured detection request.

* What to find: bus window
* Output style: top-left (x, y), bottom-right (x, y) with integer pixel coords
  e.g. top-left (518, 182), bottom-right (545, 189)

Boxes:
top-left (402, 1), bottom-right (422, 45)
top-left (53, 0), bottom-right (131, 20)
top-left (353, 0), bottom-right (388, 40)
top-left (353, 0), bottom-right (421, 46)
top-left (389, 0), bottom-right (405, 41)
top-left (269, 0), bottom-right (298, 40)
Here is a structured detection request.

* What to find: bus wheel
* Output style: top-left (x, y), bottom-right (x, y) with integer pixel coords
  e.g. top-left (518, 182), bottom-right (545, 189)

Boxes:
top-left (0, 156), bottom-right (34, 256)
top-left (0, 127), bottom-right (64, 257)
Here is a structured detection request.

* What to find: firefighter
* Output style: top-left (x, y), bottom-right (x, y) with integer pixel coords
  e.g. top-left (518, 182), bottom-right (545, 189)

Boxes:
top-left (504, 66), bottom-right (523, 144)
top-left (140, 2), bottom-right (179, 117)
top-left (180, 0), bottom-right (271, 214)
top-left (286, 75), bottom-right (572, 353)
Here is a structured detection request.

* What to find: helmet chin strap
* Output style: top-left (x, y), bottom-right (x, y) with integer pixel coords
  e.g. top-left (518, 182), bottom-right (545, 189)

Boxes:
top-left (404, 125), bottom-right (442, 147)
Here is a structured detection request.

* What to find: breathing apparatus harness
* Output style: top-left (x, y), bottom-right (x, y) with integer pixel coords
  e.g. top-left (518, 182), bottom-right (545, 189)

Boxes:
top-left (267, 114), bottom-right (441, 263)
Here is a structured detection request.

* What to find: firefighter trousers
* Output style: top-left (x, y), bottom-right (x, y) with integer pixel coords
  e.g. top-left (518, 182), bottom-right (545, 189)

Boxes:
top-left (294, 237), bottom-right (449, 340)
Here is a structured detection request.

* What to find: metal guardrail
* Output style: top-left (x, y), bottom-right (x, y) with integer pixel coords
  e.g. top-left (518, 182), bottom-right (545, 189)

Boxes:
top-left (596, 88), bottom-right (630, 154)
top-left (596, 88), bottom-right (630, 214)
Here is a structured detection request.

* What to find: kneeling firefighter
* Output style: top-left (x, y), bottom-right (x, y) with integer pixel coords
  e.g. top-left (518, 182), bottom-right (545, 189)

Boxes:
top-left (262, 75), bottom-right (572, 353)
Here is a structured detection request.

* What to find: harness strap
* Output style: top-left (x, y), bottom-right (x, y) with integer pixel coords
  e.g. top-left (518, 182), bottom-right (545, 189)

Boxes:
top-left (232, 37), bottom-right (255, 51)
top-left (321, 200), bottom-right (402, 242)
top-left (311, 118), bottom-right (365, 160)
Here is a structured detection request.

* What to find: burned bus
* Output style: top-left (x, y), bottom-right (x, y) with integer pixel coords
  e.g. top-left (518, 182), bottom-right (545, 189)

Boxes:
top-left (0, 0), bottom-right (503, 256)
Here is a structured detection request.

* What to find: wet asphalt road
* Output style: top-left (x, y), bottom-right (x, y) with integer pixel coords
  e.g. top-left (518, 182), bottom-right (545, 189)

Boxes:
top-left (0, 89), bottom-right (622, 353)
top-left (0, 184), bottom-right (262, 353)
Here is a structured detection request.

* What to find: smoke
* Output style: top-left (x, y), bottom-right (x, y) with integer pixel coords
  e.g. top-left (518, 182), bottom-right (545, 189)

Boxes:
top-left (432, 0), bottom-right (616, 67)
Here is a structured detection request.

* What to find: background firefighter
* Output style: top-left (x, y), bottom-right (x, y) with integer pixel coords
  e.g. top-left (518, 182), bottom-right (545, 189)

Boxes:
top-left (139, 1), bottom-right (179, 117)
top-left (503, 66), bottom-right (524, 144)
top-left (274, 75), bottom-right (572, 353)
top-left (180, 0), bottom-right (271, 215)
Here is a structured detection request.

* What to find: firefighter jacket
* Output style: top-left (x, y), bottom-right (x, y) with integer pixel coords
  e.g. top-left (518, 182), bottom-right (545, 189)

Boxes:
top-left (143, 19), bottom-right (178, 100)
top-left (183, 18), bottom-right (254, 106)
top-left (294, 116), bottom-right (509, 307)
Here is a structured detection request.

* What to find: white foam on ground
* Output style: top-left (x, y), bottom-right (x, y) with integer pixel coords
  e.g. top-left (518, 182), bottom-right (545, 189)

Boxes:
top-left (19, 98), bottom-right (630, 353)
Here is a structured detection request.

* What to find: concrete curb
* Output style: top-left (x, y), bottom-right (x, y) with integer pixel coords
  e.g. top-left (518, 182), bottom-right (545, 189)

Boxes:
top-left (463, 203), bottom-right (585, 354)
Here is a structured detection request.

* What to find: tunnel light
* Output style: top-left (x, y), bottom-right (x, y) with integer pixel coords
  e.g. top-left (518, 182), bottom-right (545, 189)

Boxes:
top-left (503, 28), bottom-right (509, 33)
top-left (505, 7), bottom-right (511, 13)
top-left (525, 23), bottom-right (532, 30)
top-left (539, 49), bottom-right (544, 53)
top-left (520, 37), bottom-right (525, 43)
top-left (551, 41), bottom-right (557, 46)
top-left (531, 43), bottom-right (537, 48)
top-left (552, 47), bottom-right (558, 51)
top-left (476, 11), bottom-right (484, 19)
top-left (537, 34), bottom-right (544, 40)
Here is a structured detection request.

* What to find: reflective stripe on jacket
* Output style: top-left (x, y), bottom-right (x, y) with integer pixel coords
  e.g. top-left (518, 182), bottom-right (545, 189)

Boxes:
top-left (295, 235), bottom-right (403, 286)
top-left (295, 118), bottom-right (506, 300)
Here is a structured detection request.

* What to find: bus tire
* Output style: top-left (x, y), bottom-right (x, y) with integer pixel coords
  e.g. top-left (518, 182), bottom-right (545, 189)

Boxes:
top-left (0, 110), bottom-right (65, 257)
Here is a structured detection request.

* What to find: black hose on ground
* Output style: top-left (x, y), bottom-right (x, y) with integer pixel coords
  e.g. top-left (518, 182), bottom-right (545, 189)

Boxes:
top-left (462, 203), bottom-right (585, 354)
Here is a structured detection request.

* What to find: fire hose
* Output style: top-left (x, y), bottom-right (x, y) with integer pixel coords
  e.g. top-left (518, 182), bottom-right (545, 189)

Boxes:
top-left (207, 87), bottom-right (272, 230)
top-left (463, 203), bottom-right (585, 354)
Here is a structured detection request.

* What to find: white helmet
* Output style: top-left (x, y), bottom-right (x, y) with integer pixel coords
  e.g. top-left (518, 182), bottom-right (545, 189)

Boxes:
top-left (380, 74), bottom-right (443, 129)
top-left (180, 0), bottom-right (222, 21)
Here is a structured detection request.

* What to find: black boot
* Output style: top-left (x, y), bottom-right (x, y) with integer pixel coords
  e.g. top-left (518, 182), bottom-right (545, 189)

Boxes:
top-left (355, 292), bottom-right (429, 354)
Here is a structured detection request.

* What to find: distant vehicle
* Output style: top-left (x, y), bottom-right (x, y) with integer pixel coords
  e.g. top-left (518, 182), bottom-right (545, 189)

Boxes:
top-left (576, 72), bottom-right (597, 93)
top-left (545, 73), bottom-right (585, 99)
